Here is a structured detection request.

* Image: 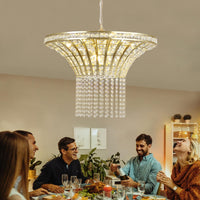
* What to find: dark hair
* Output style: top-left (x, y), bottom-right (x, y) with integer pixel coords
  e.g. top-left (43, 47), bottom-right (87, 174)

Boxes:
top-left (58, 137), bottom-right (75, 153)
top-left (14, 130), bottom-right (33, 137)
top-left (136, 134), bottom-right (152, 145)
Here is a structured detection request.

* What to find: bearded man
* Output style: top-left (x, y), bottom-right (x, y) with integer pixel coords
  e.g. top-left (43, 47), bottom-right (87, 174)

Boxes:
top-left (111, 134), bottom-right (161, 194)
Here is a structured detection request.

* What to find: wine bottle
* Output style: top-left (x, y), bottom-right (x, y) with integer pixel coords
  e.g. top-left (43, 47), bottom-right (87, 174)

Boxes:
top-left (118, 166), bottom-right (128, 180)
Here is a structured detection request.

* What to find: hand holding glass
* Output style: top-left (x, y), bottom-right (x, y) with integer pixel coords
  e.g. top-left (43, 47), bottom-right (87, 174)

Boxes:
top-left (137, 180), bottom-right (145, 196)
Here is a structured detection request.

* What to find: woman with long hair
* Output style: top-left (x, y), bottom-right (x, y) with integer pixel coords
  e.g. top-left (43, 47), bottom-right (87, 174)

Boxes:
top-left (157, 138), bottom-right (200, 200)
top-left (0, 131), bottom-right (29, 200)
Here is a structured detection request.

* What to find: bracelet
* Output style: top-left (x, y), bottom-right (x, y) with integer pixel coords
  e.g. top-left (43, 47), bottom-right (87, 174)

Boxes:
top-left (173, 185), bottom-right (178, 191)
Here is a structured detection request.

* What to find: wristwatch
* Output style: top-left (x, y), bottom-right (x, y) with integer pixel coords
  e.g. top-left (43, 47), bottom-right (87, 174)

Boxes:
top-left (173, 185), bottom-right (178, 191)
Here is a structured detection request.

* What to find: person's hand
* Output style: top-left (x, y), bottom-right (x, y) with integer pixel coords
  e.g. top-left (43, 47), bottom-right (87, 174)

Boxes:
top-left (29, 188), bottom-right (49, 197)
top-left (157, 171), bottom-right (174, 189)
top-left (110, 163), bottom-right (120, 172)
top-left (121, 176), bottom-right (138, 188)
top-left (41, 184), bottom-right (64, 193)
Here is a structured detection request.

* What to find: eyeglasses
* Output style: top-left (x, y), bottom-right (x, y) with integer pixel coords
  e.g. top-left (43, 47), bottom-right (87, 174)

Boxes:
top-left (69, 147), bottom-right (78, 151)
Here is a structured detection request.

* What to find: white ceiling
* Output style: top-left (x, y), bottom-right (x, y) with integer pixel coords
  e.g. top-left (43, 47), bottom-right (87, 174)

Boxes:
top-left (1, 0), bottom-right (200, 91)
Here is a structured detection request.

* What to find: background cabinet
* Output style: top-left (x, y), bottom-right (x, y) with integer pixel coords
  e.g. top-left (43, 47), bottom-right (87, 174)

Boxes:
top-left (164, 122), bottom-right (199, 176)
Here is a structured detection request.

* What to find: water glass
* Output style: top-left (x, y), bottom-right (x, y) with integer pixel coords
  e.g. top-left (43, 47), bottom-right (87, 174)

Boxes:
top-left (125, 186), bottom-right (133, 195)
top-left (114, 185), bottom-right (125, 200)
top-left (137, 180), bottom-right (145, 196)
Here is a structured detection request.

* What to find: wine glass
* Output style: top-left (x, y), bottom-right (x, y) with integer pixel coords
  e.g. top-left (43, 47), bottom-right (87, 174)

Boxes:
top-left (62, 174), bottom-right (68, 192)
top-left (70, 176), bottom-right (78, 189)
top-left (137, 180), bottom-right (145, 196)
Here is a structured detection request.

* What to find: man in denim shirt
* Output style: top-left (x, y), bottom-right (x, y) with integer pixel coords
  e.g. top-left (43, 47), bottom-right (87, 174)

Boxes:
top-left (111, 134), bottom-right (161, 194)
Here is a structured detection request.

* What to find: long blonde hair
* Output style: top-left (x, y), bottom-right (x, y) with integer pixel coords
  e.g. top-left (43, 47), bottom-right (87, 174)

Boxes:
top-left (186, 138), bottom-right (200, 165)
top-left (0, 131), bottom-right (29, 199)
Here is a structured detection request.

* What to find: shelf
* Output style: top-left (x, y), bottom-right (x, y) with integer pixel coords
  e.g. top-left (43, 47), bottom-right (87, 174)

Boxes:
top-left (173, 122), bottom-right (198, 126)
top-left (164, 122), bottom-right (199, 176)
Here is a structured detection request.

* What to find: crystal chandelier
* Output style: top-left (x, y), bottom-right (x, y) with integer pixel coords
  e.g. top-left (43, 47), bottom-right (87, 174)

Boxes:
top-left (44, 0), bottom-right (157, 118)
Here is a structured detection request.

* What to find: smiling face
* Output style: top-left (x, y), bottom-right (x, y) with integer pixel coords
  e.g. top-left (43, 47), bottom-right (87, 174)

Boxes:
top-left (62, 142), bottom-right (78, 163)
top-left (27, 134), bottom-right (39, 159)
top-left (174, 138), bottom-right (191, 154)
top-left (136, 140), bottom-right (151, 158)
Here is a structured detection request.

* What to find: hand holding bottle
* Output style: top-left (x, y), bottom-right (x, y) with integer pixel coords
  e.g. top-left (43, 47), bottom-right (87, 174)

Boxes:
top-left (110, 163), bottom-right (120, 172)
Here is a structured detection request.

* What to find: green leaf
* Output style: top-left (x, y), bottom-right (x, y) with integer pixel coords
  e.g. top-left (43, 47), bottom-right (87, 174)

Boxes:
top-left (31, 157), bottom-right (36, 164)
top-left (89, 148), bottom-right (96, 155)
top-left (79, 154), bottom-right (88, 161)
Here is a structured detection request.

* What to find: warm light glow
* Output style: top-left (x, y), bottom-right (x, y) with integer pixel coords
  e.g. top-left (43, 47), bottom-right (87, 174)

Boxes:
top-left (44, 0), bottom-right (157, 118)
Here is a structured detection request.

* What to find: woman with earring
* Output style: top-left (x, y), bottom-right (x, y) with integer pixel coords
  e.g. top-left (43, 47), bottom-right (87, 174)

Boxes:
top-left (0, 131), bottom-right (29, 200)
top-left (157, 138), bottom-right (200, 200)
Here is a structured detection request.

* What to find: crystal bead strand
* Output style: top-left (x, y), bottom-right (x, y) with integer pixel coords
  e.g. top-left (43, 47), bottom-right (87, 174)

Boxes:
top-left (75, 77), bottom-right (81, 117)
top-left (81, 78), bottom-right (86, 117)
top-left (85, 78), bottom-right (90, 117)
top-left (88, 78), bottom-right (93, 118)
top-left (110, 78), bottom-right (114, 118)
top-left (99, 78), bottom-right (104, 117)
top-left (122, 78), bottom-right (126, 118)
top-left (104, 78), bottom-right (109, 118)
top-left (93, 77), bottom-right (99, 118)
top-left (115, 78), bottom-right (119, 118)
top-left (119, 78), bottom-right (126, 118)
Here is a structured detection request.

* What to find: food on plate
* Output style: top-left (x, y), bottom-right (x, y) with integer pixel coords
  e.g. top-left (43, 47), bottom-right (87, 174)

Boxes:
top-left (43, 195), bottom-right (66, 200)
top-left (83, 181), bottom-right (106, 193)
top-left (42, 184), bottom-right (64, 193)
top-left (141, 197), bottom-right (165, 200)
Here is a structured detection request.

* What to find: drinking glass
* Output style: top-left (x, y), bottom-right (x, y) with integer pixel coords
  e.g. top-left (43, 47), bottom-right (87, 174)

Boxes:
top-left (114, 185), bottom-right (125, 200)
top-left (93, 173), bottom-right (100, 182)
top-left (61, 174), bottom-right (68, 191)
top-left (137, 180), bottom-right (145, 196)
top-left (78, 178), bottom-right (82, 189)
top-left (70, 176), bottom-right (78, 189)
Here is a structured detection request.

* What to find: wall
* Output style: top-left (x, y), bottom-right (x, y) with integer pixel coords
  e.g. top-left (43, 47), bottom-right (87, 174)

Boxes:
top-left (0, 74), bottom-right (200, 173)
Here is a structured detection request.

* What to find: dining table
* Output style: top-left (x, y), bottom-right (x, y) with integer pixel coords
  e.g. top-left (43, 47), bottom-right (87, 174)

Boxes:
top-left (31, 192), bottom-right (168, 200)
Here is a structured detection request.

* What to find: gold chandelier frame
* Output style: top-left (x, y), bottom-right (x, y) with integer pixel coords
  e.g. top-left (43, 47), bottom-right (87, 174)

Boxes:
top-left (44, 1), bottom-right (157, 118)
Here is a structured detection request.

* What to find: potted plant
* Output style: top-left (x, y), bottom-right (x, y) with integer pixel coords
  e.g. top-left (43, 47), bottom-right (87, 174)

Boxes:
top-left (183, 114), bottom-right (192, 123)
top-left (29, 157), bottom-right (42, 179)
top-left (106, 152), bottom-right (125, 175)
top-left (79, 148), bottom-right (109, 181)
top-left (173, 114), bottom-right (181, 123)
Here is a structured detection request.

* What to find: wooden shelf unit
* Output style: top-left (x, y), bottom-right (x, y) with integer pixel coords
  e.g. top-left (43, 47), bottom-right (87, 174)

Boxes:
top-left (164, 122), bottom-right (199, 176)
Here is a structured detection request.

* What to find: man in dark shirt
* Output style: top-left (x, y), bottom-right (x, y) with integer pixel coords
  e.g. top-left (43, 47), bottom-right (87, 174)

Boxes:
top-left (33, 137), bottom-right (88, 193)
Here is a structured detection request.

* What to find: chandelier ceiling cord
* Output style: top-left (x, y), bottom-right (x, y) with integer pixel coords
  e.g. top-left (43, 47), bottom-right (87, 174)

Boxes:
top-left (44, 0), bottom-right (157, 118)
